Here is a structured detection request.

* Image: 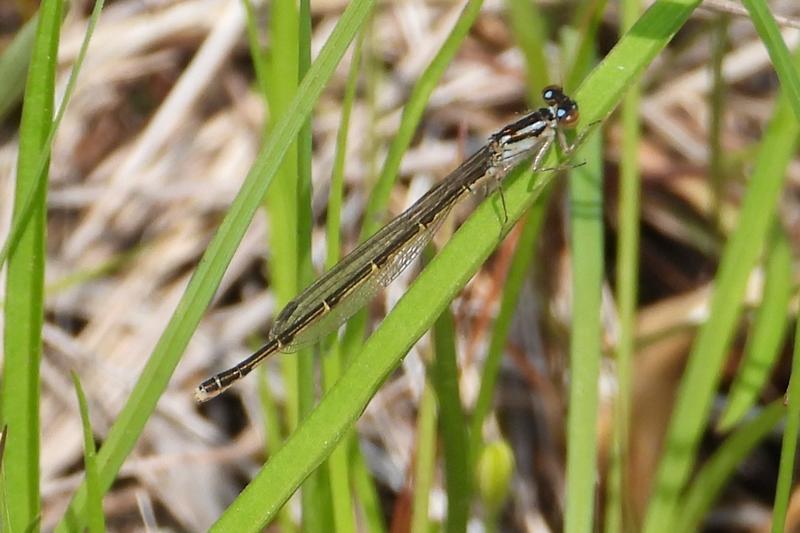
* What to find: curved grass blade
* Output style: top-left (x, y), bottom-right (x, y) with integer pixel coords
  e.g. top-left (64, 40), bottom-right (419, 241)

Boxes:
top-left (429, 303), bottom-right (470, 532)
top-left (740, 0), bottom-right (800, 121)
top-left (71, 372), bottom-right (106, 533)
top-left (772, 314), bottom-right (800, 532)
top-left (53, 1), bottom-right (376, 529)
top-left (360, 0), bottom-right (486, 238)
top-left (675, 402), bottom-right (784, 532)
top-left (1, 0), bottom-right (63, 529)
top-left (0, 0), bottom-right (105, 270)
top-left (0, 14), bottom-right (37, 121)
top-left (718, 226), bottom-right (793, 430)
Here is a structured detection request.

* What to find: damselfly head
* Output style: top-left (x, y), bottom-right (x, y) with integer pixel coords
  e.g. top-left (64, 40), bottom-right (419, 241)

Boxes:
top-left (542, 85), bottom-right (579, 128)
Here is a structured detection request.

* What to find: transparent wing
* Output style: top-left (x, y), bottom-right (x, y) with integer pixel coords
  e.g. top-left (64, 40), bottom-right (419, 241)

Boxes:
top-left (270, 146), bottom-right (492, 351)
top-left (272, 209), bottom-right (449, 351)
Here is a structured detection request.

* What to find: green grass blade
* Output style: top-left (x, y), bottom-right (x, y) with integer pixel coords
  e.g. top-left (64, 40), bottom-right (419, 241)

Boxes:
top-left (708, 15), bottom-right (729, 228)
top-left (469, 0), bottom-right (555, 472)
top-left (53, 2), bottom-right (376, 530)
top-left (265, 0), bottom-right (305, 439)
top-left (772, 315), bottom-right (800, 532)
top-left (718, 226), bottom-right (793, 430)
top-left (675, 402), bottom-right (784, 532)
top-left (70, 372), bottom-right (106, 533)
top-left (326, 31), bottom-right (362, 271)
top-left (297, 0), bottom-right (314, 291)
top-left (410, 384), bottom-right (438, 533)
top-left (265, 0), bottom-right (301, 310)
top-left (564, 128), bottom-right (604, 533)
top-left (279, 0), bottom-right (320, 461)
top-left (0, 425), bottom-right (9, 531)
top-left (360, 0), bottom-right (485, 238)
top-left (740, 0), bottom-right (800, 121)
top-left (245, 0), bottom-right (283, 461)
top-left (241, 0), bottom-right (269, 102)
top-left (467, 0), bottom-right (557, 463)
top-left (642, 45), bottom-right (800, 533)
top-left (467, 200), bottom-right (550, 460)
top-left (430, 304), bottom-right (470, 532)
top-left (243, 0), bottom-right (306, 438)
top-left (322, 348), bottom-right (357, 533)
top-left (575, 0), bottom-right (702, 127)
top-left (205, 1), bottom-right (707, 528)
top-left (0, 14), bottom-right (36, 121)
top-left (256, 367), bottom-right (297, 533)
top-left (297, 0), bottom-right (332, 527)
top-left (0, 0), bottom-right (104, 270)
top-left (321, 30), bottom-right (363, 533)
top-left (606, 2), bottom-right (643, 530)
top-left (565, 0), bottom-right (609, 91)
top-left (350, 440), bottom-right (388, 533)
top-left (1, 0), bottom-right (62, 529)
top-left (503, 0), bottom-right (550, 94)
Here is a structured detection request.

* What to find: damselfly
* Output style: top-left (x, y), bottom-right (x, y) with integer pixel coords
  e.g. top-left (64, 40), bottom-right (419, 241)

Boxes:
top-left (195, 86), bottom-right (579, 402)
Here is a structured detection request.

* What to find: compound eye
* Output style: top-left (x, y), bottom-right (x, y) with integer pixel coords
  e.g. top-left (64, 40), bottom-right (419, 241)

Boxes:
top-left (542, 85), bottom-right (562, 104)
top-left (561, 108), bottom-right (580, 127)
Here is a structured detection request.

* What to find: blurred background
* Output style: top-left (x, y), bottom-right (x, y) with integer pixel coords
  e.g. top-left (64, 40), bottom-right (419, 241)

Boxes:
top-left (1, 0), bottom-right (800, 531)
